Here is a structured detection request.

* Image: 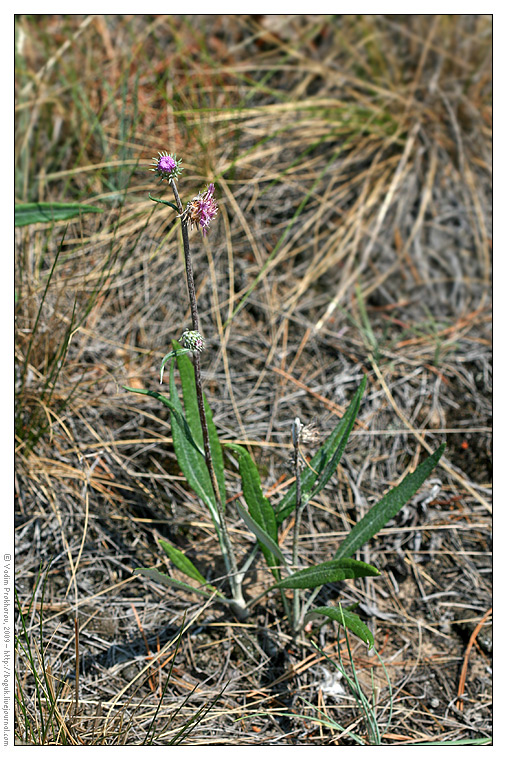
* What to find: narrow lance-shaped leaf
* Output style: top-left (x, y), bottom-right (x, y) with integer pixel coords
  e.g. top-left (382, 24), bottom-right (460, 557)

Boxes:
top-left (226, 443), bottom-right (281, 579)
top-left (236, 502), bottom-right (287, 566)
top-left (148, 193), bottom-right (179, 212)
top-left (159, 540), bottom-right (222, 595)
top-left (276, 376), bottom-right (366, 525)
top-left (123, 385), bottom-right (203, 456)
top-left (174, 341), bottom-right (227, 505)
top-left (133, 567), bottom-right (215, 600)
top-left (160, 348), bottom-right (191, 384)
top-left (308, 376), bottom-right (367, 501)
top-left (305, 605), bottom-right (375, 650)
top-left (274, 558), bottom-right (380, 590)
top-left (134, 567), bottom-right (236, 608)
top-left (168, 359), bottom-right (221, 531)
top-left (334, 443), bottom-right (446, 561)
top-left (15, 202), bottom-right (102, 227)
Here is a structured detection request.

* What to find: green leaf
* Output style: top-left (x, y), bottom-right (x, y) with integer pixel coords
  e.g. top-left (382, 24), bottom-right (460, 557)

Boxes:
top-left (334, 443), bottom-right (446, 561)
top-left (133, 567), bottom-right (214, 599)
top-left (174, 341), bottom-right (227, 505)
top-left (160, 348), bottom-right (191, 383)
top-left (122, 385), bottom-right (203, 456)
top-left (134, 567), bottom-right (238, 608)
top-left (235, 502), bottom-right (287, 566)
top-left (159, 540), bottom-right (219, 593)
top-left (148, 193), bottom-right (179, 212)
top-left (275, 558), bottom-right (380, 590)
top-left (167, 360), bottom-right (220, 528)
top-left (276, 376), bottom-right (366, 524)
top-left (305, 605), bottom-right (375, 649)
top-left (308, 376), bottom-right (367, 500)
top-left (226, 443), bottom-right (281, 579)
top-left (133, 567), bottom-right (237, 607)
top-left (15, 202), bottom-right (102, 227)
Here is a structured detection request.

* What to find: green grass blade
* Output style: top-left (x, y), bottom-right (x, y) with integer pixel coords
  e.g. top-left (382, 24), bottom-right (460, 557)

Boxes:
top-left (311, 637), bottom-right (390, 743)
top-left (15, 202), bottom-right (102, 227)
top-left (411, 739), bottom-right (492, 746)
top-left (336, 609), bottom-right (380, 742)
top-left (334, 443), bottom-right (446, 561)
top-left (226, 442), bottom-right (281, 579)
top-left (276, 376), bottom-right (367, 524)
top-left (275, 558), bottom-right (380, 590)
top-left (241, 706), bottom-right (365, 745)
top-left (305, 605), bottom-right (376, 650)
top-left (17, 231), bottom-right (64, 399)
top-left (174, 341), bottom-right (226, 505)
top-left (143, 613), bottom-right (187, 745)
top-left (14, 586), bottom-right (46, 740)
top-left (167, 683), bottom-right (229, 745)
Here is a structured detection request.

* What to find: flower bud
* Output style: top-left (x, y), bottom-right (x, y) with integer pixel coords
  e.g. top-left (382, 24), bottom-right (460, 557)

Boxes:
top-left (180, 329), bottom-right (206, 353)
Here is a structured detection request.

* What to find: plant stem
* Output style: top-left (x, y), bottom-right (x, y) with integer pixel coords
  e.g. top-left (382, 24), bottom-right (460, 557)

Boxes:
top-left (291, 418), bottom-right (302, 631)
top-left (170, 179), bottom-right (246, 614)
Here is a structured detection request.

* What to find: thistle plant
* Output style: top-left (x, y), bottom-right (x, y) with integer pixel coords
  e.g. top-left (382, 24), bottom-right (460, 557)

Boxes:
top-left (124, 152), bottom-right (446, 646)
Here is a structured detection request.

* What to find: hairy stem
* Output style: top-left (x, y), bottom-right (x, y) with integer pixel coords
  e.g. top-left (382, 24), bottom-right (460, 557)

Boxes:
top-left (170, 180), bottom-right (245, 613)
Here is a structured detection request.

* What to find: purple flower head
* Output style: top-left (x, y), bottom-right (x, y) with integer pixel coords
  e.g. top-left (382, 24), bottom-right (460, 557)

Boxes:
top-left (150, 151), bottom-right (183, 181)
top-left (182, 183), bottom-right (219, 236)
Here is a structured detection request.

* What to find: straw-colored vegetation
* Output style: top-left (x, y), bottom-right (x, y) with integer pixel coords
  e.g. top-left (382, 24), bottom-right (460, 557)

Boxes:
top-left (15, 15), bottom-right (491, 745)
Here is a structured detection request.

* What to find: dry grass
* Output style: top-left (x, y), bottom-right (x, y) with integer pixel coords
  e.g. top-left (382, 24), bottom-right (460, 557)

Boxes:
top-left (15, 15), bottom-right (491, 745)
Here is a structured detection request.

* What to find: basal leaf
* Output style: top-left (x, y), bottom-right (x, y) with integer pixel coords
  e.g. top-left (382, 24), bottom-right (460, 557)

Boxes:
top-left (133, 567), bottom-right (214, 599)
top-left (305, 605), bottom-right (375, 649)
top-left (276, 377), bottom-right (366, 524)
top-left (236, 502), bottom-right (287, 566)
top-left (334, 443), bottom-right (446, 561)
top-left (226, 443), bottom-right (281, 579)
top-left (159, 540), bottom-right (219, 593)
top-left (308, 376), bottom-right (367, 501)
top-left (275, 558), bottom-right (380, 590)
